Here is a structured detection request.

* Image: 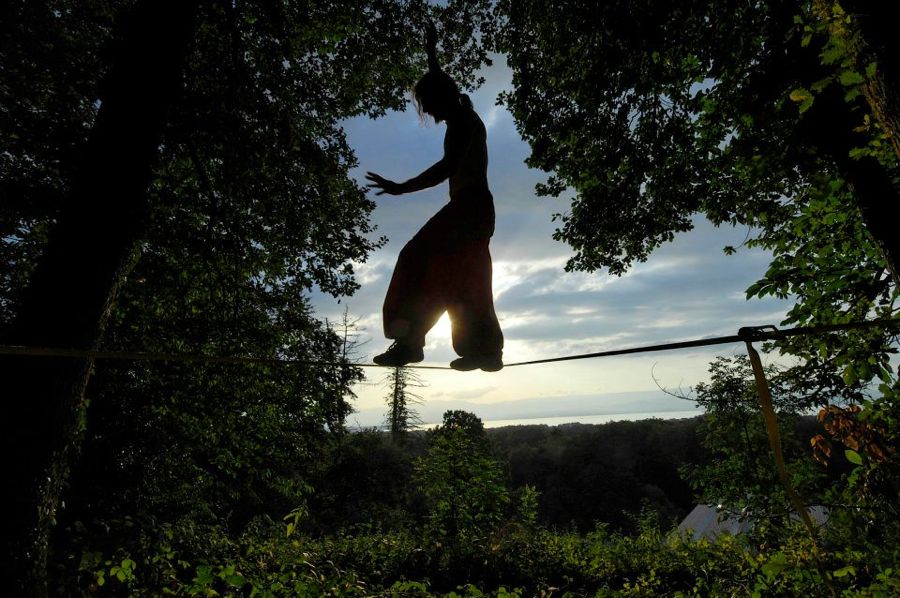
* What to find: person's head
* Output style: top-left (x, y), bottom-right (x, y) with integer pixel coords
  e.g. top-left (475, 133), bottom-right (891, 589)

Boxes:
top-left (413, 70), bottom-right (471, 123)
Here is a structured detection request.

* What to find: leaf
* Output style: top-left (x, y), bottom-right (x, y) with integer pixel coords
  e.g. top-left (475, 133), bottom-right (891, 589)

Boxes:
top-left (844, 88), bottom-right (862, 102)
top-left (842, 363), bottom-right (857, 385)
top-left (789, 88), bottom-right (811, 103)
top-left (865, 62), bottom-right (877, 79)
top-left (811, 77), bottom-right (833, 93)
top-left (845, 449), bottom-right (863, 465)
top-left (226, 574), bottom-right (247, 587)
top-left (839, 71), bottom-right (864, 87)
top-left (834, 565), bottom-right (857, 578)
top-left (821, 45), bottom-right (844, 65)
top-left (194, 564), bottom-right (214, 586)
top-left (789, 88), bottom-right (815, 113)
top-left (762, 552), bottom-right (788, 578)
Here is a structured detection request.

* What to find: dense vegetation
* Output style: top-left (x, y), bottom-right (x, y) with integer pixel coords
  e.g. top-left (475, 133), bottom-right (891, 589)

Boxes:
top-left (47, 409), bottom-right (896, 595)
top-left (2, 0), bottom-right (899, 595)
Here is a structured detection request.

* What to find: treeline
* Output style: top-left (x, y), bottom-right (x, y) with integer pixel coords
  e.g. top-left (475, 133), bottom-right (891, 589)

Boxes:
top-left (492, 418), bottom-right (704, 532)
top-left (309, 413), bottom-right (827, 536)
top-left (307, 417), bottom-right (705, 536)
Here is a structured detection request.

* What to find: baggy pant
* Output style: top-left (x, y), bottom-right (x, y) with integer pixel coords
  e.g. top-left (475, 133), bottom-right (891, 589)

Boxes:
top-left (383, 197), bottom-right (503, 358)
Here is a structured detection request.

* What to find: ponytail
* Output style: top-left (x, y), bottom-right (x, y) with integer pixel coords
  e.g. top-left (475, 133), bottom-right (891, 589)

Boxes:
top-left (425, 22), bottom-right (440, 73)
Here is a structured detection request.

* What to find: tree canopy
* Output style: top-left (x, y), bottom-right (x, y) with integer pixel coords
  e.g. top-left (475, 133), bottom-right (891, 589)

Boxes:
top-left (1, 0), bottom-right (495, 591)
top-left (493, 0), bottom-right (900, 278)
top-left (492, 0), bottom-right (899, 418)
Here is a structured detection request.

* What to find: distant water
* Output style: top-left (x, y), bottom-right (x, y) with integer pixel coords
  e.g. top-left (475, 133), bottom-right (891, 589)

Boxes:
top-left (416, 409), bottom-right (703, 430)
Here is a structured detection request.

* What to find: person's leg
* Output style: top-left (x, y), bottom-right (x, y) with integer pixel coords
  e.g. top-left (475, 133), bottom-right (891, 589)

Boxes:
top-left (377, 205), bottom-right (456, 366)
top-left (382, 241), bottom-right (430, 348)
top-left (448, 238), bottom-right (503, 371)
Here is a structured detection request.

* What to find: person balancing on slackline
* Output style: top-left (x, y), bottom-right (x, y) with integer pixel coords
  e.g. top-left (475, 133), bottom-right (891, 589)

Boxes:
top-left (366, 24), bottom-right (503, 372)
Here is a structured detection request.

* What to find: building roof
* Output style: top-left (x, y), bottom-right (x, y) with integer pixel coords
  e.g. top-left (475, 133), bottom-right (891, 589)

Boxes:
top-left (677, 504), bottom-right (828, 541)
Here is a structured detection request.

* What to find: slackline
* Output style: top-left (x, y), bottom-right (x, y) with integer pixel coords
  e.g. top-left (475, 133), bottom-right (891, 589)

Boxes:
top-left (0, 319), bottom-right (896, 370)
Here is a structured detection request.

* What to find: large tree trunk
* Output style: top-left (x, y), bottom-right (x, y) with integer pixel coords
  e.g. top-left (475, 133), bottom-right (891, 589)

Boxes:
top-left (845, 1), bottom-right (900, 283)
top-left (809, 2), bottom-right (900, 285)
top-left (0, 1), bottom-right (197, 594)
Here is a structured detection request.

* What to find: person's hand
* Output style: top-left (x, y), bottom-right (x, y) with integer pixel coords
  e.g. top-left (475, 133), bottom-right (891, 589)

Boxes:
top-left (365, 172), bottom-right (404, 195)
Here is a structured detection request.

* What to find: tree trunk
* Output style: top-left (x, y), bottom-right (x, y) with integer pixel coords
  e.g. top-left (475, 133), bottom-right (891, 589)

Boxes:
top-left (816, 0), bottom-right (900, 163)
top-left (0, 1), bottom-right (198, 594)
top-left (803, 85), bottom-right (900, 288)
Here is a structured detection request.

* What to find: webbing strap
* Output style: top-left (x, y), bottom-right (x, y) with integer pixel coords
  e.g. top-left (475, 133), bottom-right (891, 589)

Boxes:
top-left (744, 341), bottom-right (818, 534)
top-left (744, 338), bottom-right (835, 595)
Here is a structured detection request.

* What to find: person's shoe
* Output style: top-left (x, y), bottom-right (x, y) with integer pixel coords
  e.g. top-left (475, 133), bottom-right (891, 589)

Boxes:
top-left (450, 354), bottom-right (504, 372)
top-left (373, 342), bottom-right (424, 367)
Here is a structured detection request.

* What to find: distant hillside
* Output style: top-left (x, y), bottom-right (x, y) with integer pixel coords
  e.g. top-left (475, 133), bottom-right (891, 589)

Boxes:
top-left (487, 417), bottom-right (705, 530)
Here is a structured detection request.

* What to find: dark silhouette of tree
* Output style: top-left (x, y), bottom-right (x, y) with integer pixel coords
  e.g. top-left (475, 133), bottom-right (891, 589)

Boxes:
top-left (492, 0), bottom-right (900, 283)
top-left (491, 419), bottom-right (704, 532)
top-left (1, 0), bottom-right (495, 591)
top-left (812, 1), bottom-right (900, 163)
top-left (384, 366), bottom-right (424, 445)
top-left (1, 1), bottom-right (199, 592)
top-left (491, 0), bottom-right (898, 454)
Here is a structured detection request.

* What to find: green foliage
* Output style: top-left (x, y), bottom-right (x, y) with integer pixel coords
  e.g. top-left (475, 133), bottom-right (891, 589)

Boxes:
top-left (47, 412), bottom-right (898, 596)
top-left (0, 0), bottom-right (121, 325)
top-left (491, 0), bottom-right (899, 429)
top-left (491, 0), bottom-right (899, 277)
top-left (814, 392), bottom-right (900, 567)
top-left (491, 0), bottom-right (800, 274)
top-left (2, 2), bottom-right (496, 591)
top-left (385, 366), bottom-right (425, 444)
top-left (743, 174), bottom-right (897, 408)
top-left (313, 418), bottom-right (707, 536)
top-left (414, 412), bottom-right (512, 545)
top-left (55, 512), bottom-right (900, 596)
top-left (516, 485), bottom-right (540, 528)
top-left (681, 357), bottom-right (825, 522)
top-left (307, 429), bottom-right (422, 534)
top-left (8, 3), bottom-right (900, 596)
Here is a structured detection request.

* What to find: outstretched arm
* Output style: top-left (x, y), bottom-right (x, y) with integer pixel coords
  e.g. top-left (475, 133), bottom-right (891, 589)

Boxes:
top-left (365, 160), bottom-right (449, 196)
top-left (366, 119), bottom-right (468, 196)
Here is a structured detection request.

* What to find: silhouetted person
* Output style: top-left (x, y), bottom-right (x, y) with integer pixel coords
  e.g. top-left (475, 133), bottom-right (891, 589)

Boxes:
top-left (366, 25), bottom-right (503, 371)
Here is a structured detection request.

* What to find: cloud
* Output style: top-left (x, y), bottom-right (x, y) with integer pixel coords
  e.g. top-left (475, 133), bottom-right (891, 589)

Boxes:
top-left (482, 104), bottom-right (505, 131)
top-left (311, 58), bottom-right (794, 421)
top-left (431, 385), bottom-right (500, 401)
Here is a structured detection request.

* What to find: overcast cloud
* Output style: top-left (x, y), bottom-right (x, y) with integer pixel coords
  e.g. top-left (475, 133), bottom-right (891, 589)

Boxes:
top-left (309, 56), bottom-right (794, 424)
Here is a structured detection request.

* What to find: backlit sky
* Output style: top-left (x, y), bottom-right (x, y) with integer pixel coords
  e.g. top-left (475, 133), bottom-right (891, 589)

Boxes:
top-left (310, 56), bottom-right (794, 425)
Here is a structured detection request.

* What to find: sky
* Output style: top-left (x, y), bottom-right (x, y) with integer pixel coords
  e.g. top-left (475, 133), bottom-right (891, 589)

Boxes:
top-left (310, 56), bottom-right (795, 427)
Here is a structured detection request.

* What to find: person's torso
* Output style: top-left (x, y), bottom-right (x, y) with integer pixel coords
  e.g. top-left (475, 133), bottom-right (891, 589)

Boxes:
top-left (447, 110), bottom-right (490, 200)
